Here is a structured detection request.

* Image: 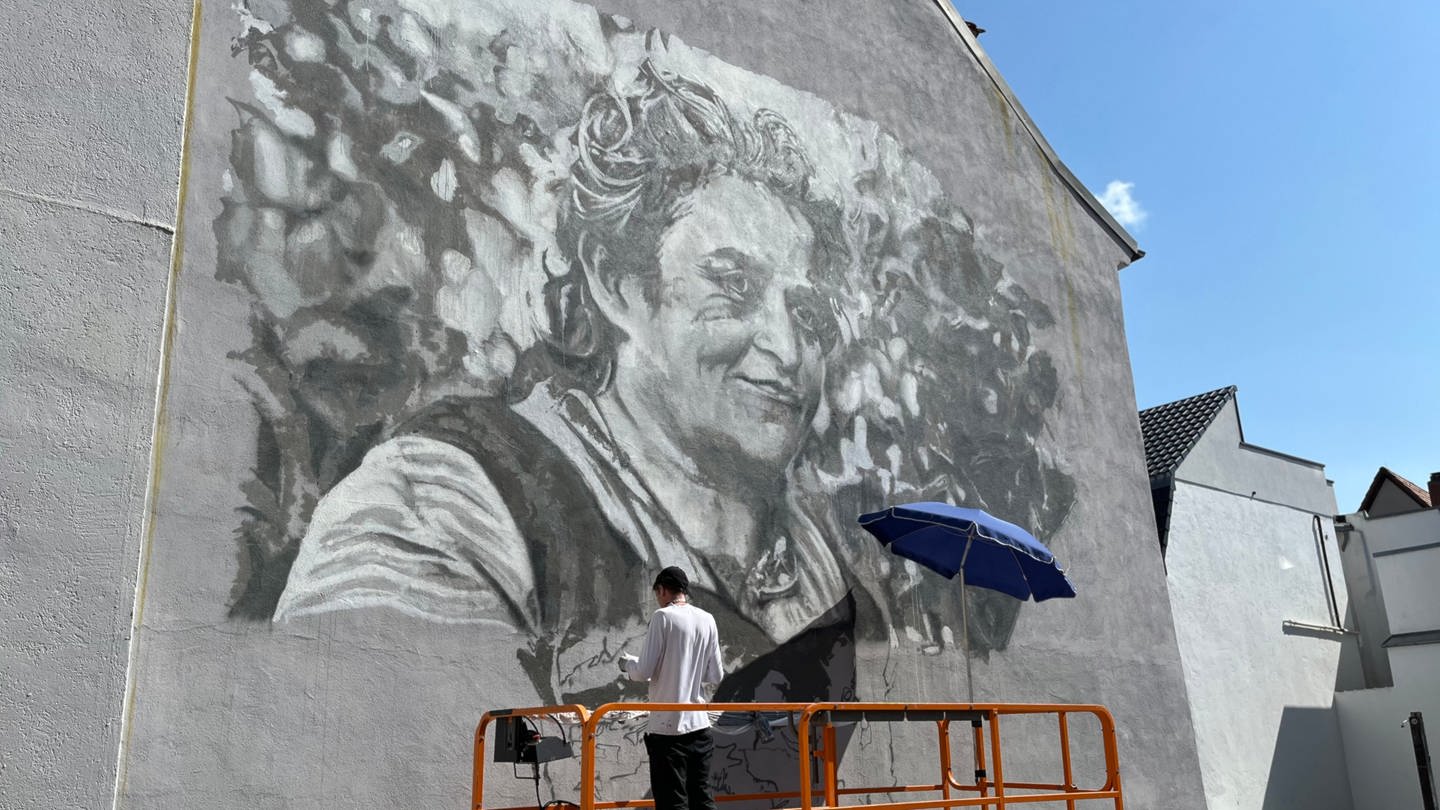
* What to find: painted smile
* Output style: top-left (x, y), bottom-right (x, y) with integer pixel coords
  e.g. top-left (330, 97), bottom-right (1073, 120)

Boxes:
top-left (731, 375), bottom-right (803, 407)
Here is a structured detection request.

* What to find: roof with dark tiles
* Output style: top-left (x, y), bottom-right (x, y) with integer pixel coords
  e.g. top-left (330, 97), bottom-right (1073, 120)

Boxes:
top-left (1138, 385), bottom-right (1237, 480)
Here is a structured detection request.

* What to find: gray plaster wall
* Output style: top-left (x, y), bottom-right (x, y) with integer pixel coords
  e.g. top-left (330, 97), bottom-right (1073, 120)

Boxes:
top-left (1176, 400), bottom-right (1335, 516)
top-left (1166, 483), bottom-right (1350, 810)
top-left (1333, 509), bottom-right (1440, 809)
top-left (0, 0), bottom-right (191, 805)
top-left (1349, 507), bottom-right (1440, 556)
top-left (1335, 661), bottom-right (1440, 810)
top-left (1338, 507), bottom-right (1440, 679)
top-left (1, 1), bottom-right (1206, 808)
top-left (1335, 515), bottom-right (1395, 690)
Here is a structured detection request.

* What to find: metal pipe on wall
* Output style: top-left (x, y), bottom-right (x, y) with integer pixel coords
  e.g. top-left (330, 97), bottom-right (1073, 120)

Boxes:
top-left (1312, 514), bottom-right (1342, 628)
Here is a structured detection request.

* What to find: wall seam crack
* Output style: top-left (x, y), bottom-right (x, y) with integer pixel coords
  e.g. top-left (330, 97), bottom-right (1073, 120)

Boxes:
top-left (0, 185), bottom-right (176, 235)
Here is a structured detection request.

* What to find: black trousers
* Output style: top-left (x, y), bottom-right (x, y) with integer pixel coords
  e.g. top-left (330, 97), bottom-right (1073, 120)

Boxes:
top-left (643, 729), bottom-right (715, 810)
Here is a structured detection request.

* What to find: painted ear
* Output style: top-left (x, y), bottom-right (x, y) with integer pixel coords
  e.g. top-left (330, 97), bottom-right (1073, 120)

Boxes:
top-left (574, 237), bottom-right (636, 339)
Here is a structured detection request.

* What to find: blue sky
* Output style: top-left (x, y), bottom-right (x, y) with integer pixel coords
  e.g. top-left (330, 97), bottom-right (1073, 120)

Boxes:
top-left (954, 1), bottom-right (1440, 512)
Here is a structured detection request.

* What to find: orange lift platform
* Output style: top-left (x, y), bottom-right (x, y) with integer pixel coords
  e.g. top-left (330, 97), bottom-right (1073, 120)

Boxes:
top-left (473, 701), bottom-right (1125, 810)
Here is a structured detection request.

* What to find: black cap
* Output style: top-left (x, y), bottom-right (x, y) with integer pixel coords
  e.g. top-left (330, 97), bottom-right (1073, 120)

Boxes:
top-left (653, 566), bottom-right (689, 594)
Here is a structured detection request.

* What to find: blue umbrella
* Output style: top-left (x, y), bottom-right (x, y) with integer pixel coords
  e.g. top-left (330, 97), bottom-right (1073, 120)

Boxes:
top-left (857, 501), bottom-right (1076, 700)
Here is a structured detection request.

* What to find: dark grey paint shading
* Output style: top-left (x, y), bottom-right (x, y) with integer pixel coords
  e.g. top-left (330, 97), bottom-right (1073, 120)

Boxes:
top-left (215, 0), bottom-right (1071, 678)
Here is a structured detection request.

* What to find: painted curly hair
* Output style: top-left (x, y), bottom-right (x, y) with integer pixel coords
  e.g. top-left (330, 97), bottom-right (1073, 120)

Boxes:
top-left (521, 59), bottom-right (845, 396)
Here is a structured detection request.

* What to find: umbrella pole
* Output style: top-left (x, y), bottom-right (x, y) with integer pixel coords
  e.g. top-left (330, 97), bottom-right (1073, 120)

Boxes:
top-left (960, 566), bottom-right (973, 704)
top-left (959, 533), bottom-right (974, 704)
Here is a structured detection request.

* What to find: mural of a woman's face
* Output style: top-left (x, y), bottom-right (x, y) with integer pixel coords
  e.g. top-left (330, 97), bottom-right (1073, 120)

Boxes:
top-left (608, 174), bottom-right (828, 478)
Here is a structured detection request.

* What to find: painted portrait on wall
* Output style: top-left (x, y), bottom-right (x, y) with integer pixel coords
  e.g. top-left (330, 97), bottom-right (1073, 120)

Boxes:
top-left (215, 0), bottom-right (1072, 749)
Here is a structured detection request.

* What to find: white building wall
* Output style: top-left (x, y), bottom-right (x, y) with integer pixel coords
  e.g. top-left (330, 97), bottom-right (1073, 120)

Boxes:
top-left (1391, 645), bottom-right (1440, 689)
top-left (1336, 521), bottom-right (1396, 689)
top-left (1378, 550), bottom-right (1440, 634)
top-left (1167, 482), bottom-right (1352, 810)
top-left (1335, 664), bottom-right (1439, 810)
top-left (1334, 507), bottom-right (1440, 810)
top-left (0, 2), bottom-right (191, 806)
top-left (1178, 401), bottom-right (1336, 516)
top-left (1356, 508), bottom-right (1440, 556)
top-left (1362, 508), bottom-right (1440, 634)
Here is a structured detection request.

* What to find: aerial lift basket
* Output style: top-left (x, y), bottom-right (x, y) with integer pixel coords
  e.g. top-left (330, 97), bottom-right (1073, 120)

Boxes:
top-left (474, 701), bottom-right (1125, 810)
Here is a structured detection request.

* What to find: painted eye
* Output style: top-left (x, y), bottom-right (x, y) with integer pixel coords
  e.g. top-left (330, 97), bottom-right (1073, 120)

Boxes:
top-left (717, 272), bottom-right (750, 299)
top-left (696, 260), bottom-right (752, 302)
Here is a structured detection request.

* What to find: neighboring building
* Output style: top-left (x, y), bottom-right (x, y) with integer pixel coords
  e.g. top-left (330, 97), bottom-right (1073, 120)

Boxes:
top-left (1358, 467), bottom-right (1434, 518)
top-left (1, 1), bottom-right (1209, 808)
top-left (1141, 386), bottom-right (1353, 810)
top-left (1333, 468), bottom-right (1440, 809)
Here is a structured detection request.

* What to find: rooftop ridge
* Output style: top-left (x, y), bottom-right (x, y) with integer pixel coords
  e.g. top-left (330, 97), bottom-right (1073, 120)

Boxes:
top-left (1138, 385), bottom-right (1238, 479)
top-left (1359, 466), bottom-right (1433, 513)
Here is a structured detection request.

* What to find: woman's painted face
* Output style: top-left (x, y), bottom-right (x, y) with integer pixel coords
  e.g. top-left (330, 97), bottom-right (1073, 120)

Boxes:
top-left (611, 175), bottom-right (832, 476)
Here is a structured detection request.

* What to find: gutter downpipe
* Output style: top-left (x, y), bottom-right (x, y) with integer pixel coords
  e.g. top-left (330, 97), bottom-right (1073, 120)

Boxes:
top-left (1313, 514), bottom-right (1342, 628)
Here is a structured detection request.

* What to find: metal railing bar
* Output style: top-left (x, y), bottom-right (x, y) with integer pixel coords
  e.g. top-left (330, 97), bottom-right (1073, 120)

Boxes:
top-left (474, 702), bottom-right (1123, 810)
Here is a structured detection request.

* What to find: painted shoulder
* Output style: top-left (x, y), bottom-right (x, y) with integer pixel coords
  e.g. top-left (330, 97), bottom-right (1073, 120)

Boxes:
top-left (273, 434), bottom-right (540, 630)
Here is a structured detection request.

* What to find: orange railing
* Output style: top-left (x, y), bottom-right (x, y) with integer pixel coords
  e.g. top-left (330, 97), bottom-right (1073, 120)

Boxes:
top-left (473, 702), bottom-right (1124, 810)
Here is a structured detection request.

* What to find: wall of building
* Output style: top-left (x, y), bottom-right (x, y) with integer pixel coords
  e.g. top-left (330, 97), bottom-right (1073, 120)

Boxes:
top-left (1336, 515), bottom-right (1397, 689)
top-left (1335, 648), bottom-right (1440, 810)
top-left (1350, 508), bottom-right (1440, 555)
top-left (0, 0), bottom-right (191, 806)
top-left (1334, 506), bottom-right (1440, 809)
top-left (1165, 480), bottom-right (1350, 810)
top-left (1356, 508), bottom-right (1440, 635)
top-left (1178, 400), bottom-right (1335, 515)
top-left (3, 1), bottom-right (1211, 807)
top-left (1378, 549), bottom-right (1440, 635)
top-left (1365, 481), bottom-right (1427, 518)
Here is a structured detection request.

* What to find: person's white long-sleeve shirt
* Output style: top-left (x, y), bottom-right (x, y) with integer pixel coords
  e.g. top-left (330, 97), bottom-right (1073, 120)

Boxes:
top-left (624, 601), bottom-right (724, 734)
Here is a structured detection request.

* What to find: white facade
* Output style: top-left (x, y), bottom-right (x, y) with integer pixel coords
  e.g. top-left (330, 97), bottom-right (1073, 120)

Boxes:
top-left (1151, 393), bottom-right (1354, 809)
top-left (1168, 485), bottom-right (1351, 809)
top-left (1334, 504), bottom-right (1440, 810)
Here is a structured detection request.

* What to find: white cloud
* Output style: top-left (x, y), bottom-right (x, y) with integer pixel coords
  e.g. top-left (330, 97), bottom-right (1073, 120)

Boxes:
top-left (1098, 180), bottom-right (1148, 228)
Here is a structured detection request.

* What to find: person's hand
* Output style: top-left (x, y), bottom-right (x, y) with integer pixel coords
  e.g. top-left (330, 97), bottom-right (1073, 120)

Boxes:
top-left (618, 653), bottom-right (639, 673)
